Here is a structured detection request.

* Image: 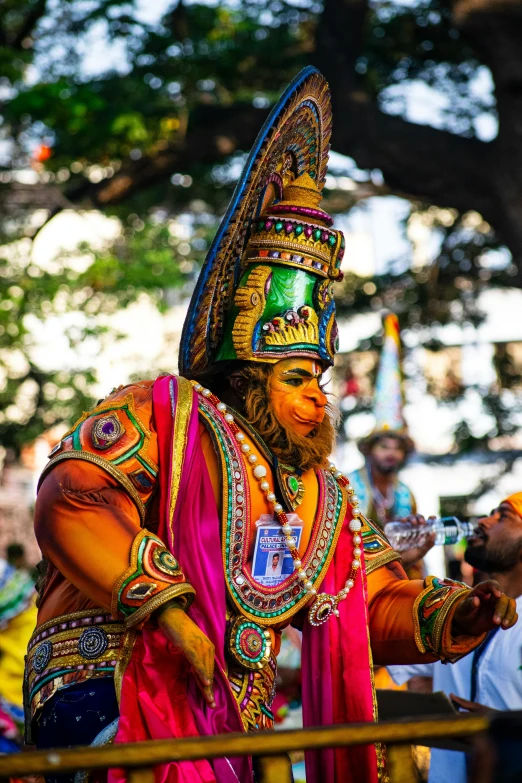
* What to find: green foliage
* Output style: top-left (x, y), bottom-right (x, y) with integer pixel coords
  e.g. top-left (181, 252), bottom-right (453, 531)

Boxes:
top-left (362, 0), bottom-right (491, 134)
top-left (0, 215), bottom-right (211, 453)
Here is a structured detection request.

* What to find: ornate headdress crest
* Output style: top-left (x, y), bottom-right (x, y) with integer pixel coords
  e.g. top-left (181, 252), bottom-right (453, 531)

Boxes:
top-left (179, 67), bottom-right (344, 374)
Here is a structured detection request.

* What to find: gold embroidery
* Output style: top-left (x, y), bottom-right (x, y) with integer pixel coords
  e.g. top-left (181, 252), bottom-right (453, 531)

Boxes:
top-left (365, 549), bottom-right (401, 575)
top-left (432, 587), bottom-right (469, 653)
top-left (114, 630), bottom-right (137, 705)
top-left (26, 611), bottom-right (125, 721)
top-left (366, 580), bottom-right (389, 782)
top-left (169, 376), bottom-right (194, 540)
top-left (111, 528), bottom-right (195, 624)
top-left (111, 529), bottom-right (149, 618)
top-left (232, 266), bottom-right (272, 359)
top-left (227, 653), bottom-right (277, 731)
top-left (248, 236), bottom-right (332, 264)
top-left (125, 583), bottom-right (195, 628)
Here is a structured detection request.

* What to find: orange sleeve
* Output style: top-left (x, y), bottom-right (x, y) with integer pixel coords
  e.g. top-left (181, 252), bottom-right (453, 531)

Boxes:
top-left (368, 564), bottom-right (436, 665)
top-left (35, 460), bottom-right (141, 610)
top-left (35, 460), bottom-right (194, 625)
top-left (367, 564), bottom-right (485, 665)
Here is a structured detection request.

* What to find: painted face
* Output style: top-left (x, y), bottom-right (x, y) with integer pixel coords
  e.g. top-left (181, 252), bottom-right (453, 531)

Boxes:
top-left (269, 358), bottom-right (328, 437)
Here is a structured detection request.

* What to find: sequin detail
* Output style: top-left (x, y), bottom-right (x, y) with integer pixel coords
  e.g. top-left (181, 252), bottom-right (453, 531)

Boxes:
top-left (92, 414), bottom-right (124, 449)
top-left (32, 641), bottom-right (52, 673)
top-left (78, 627), bottom-right (109, 660)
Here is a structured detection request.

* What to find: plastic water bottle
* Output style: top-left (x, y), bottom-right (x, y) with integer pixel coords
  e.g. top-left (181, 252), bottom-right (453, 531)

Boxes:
top-left (383, 517), bottom-right (476, 552)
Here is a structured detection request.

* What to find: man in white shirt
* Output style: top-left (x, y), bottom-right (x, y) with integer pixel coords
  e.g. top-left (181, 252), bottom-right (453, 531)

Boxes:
top-left (388, 492), bottom-right (522, 783)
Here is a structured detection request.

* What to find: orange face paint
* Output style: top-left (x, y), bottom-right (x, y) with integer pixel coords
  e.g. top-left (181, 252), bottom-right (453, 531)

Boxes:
top-left (269, 358), bottom-right (327, 437)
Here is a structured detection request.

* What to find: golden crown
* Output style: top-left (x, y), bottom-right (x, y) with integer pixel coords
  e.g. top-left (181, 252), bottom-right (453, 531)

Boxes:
top-left (244, 173), bottom-right (345, 280)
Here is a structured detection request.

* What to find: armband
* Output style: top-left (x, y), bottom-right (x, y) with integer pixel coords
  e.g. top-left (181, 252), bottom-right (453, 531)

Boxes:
top-left (112, 529), bottom-right (195, 628)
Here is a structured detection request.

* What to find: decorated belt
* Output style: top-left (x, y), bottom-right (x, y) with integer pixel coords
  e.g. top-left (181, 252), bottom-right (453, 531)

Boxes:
top-left (25, 609), bottom-right (125, 721)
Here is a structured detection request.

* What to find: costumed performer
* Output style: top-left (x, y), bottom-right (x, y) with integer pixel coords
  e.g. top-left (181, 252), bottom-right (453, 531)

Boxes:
top-left (25, 68), bottom-right (517, 783)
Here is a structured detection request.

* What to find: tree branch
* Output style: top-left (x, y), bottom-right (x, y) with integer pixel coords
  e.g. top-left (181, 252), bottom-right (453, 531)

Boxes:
top-left (2, 0), bottom-right (511, 266)
top-left (332, 94), bottom-right (495, 220)
top-left (10, 96), bottom-right (494, 225)
top-left (314, 0), bottom-right (368, 93)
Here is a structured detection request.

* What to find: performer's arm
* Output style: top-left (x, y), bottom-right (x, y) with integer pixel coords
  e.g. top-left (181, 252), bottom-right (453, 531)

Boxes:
top-left (367, 561), bottom-right (517, 665)
top-left (35, 460), bottom-right (195, 626)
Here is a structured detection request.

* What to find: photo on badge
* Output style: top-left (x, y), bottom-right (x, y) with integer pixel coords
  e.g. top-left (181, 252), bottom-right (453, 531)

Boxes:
top-left (252, 513), bottom-right (303, 587)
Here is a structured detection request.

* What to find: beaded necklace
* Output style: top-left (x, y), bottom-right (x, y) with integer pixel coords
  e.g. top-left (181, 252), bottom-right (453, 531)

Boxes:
top-left (193, 382), bottom-right (364, 626)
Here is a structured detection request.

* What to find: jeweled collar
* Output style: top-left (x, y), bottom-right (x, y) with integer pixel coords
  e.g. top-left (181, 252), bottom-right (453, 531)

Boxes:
top-left (198, 395), bottom-right (347, 625)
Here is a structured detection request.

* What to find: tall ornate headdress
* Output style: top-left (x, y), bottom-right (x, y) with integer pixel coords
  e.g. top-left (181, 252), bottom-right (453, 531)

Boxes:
top-left (179, 67), bottom-right (345, 375)
top-left (358, 313), bottom-right (414, 455)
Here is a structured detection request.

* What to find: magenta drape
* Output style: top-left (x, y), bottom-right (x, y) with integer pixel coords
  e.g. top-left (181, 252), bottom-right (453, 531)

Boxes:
top-left (113, 376), bottom-right (247, 783)
top-left (302, 515), bottom-right (378, 783)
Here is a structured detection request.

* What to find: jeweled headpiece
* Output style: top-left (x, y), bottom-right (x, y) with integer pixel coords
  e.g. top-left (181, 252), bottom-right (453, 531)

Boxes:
top-left (179, 67), bottom-right (344, 374)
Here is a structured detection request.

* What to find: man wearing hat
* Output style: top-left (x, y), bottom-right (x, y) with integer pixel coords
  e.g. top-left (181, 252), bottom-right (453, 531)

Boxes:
top-left (26, 69), bottom-right (517, 783)
top-left (350, 314), bottom-right (432, 575)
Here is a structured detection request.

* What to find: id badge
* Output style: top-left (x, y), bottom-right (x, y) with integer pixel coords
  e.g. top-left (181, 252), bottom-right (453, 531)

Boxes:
top-left (251, 513), bottom-right (303, 587)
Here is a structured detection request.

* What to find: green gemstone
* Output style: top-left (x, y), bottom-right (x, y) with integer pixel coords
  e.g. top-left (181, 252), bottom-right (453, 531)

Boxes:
top-left (328, 235), bottom-right (336, 247)
top-left (294, 224), bottom-right (304, 236)
top-left (275, 221), bottom-right (283, 232)
top-left (287, 475), bottom-right (300, 495)
top-left (258, 220), bottom-right (265, 231)
top-left (313, 228), bottom-right (322, 241)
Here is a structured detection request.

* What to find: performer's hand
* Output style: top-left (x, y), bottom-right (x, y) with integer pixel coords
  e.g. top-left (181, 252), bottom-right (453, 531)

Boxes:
top-left (450, 694), bottom-right (495, 715)
top-left (397, 514), bottom-right (436, 568)
top-left (452, 580), bottom-right (518, 636)
top-left (157, 606), bottom-right (216, 708)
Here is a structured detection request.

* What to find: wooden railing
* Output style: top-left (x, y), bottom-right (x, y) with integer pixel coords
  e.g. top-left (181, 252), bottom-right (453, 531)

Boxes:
top-left (0, 713), bottom-right (494, 783)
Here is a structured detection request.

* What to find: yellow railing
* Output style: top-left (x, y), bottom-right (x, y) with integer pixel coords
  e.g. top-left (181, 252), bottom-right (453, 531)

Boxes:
top-left (0, 714), bottom-right (493, 783)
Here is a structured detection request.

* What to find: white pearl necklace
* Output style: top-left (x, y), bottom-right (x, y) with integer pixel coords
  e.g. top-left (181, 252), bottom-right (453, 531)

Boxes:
top-left (193, 383), bottom-right (363, 625)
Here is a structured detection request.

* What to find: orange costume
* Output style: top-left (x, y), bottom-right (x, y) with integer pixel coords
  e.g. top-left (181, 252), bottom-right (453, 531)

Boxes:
top-left (34, 383), bottom-right (472, 663)
top-left (26, 69), bottom-right (488, 783)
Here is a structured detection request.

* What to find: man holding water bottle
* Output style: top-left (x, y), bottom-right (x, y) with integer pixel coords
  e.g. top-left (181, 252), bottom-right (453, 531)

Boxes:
top-left (388, 492), bottom-right (522, 783)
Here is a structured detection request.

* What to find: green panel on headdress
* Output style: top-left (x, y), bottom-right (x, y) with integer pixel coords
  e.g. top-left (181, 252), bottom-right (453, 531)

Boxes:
top-left (217, 265), bottom-right (320, 362)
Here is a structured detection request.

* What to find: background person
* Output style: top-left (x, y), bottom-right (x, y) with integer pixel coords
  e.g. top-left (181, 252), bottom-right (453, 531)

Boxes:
top-left (350, 314), bottom-right (434, 578)
top-left (388, 491), bottom-right (522, 783)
